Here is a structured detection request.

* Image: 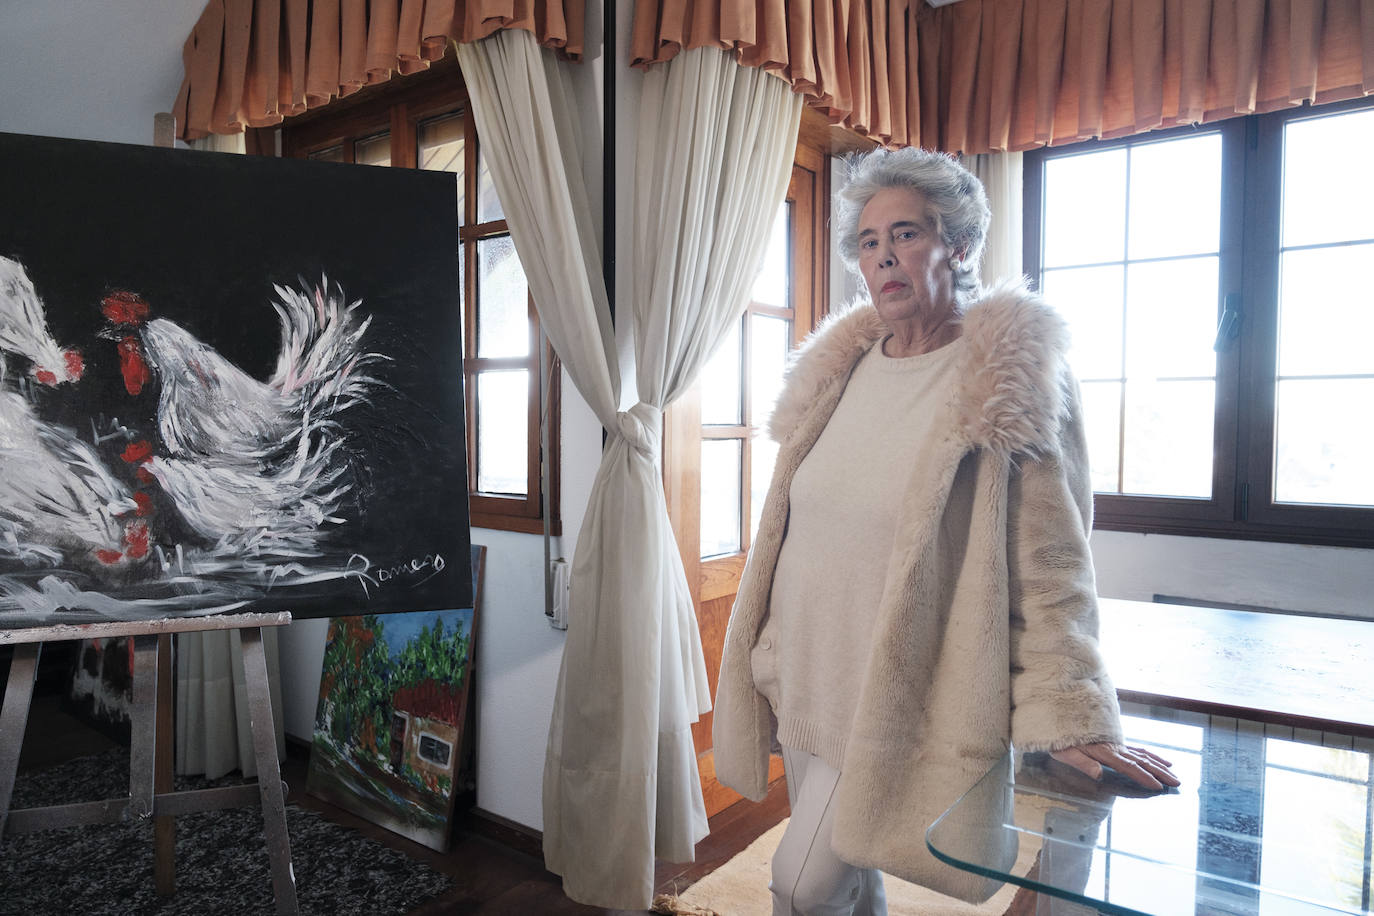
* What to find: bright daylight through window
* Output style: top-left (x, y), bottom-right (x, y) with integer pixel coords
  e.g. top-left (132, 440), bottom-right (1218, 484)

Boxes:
top-left (1027, 99), bottom-right (1374, 546)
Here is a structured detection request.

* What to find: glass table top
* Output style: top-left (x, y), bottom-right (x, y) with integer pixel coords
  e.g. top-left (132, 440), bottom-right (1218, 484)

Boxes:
top-left (926, 715), bottom-right (1374, 916)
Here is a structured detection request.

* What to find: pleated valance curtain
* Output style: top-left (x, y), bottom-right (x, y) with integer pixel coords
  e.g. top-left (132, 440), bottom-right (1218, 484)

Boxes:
top-left (173, 0), bottom-right (585, 139)
top-left (631, 0), bottom-right (1374, 155)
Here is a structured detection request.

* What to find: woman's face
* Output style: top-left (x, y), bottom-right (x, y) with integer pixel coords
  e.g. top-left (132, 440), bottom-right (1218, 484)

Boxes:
top-left (857, 187), bottom-right (959, 326)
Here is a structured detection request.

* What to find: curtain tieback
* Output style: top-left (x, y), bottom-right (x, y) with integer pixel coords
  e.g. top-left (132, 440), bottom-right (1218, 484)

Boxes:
top-left (615, 402), bottom-right (662, 458)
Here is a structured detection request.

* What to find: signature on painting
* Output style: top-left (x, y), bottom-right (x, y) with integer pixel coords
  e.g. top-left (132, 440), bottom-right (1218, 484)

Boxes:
top-left (375, 553), bottom-right (447, 587)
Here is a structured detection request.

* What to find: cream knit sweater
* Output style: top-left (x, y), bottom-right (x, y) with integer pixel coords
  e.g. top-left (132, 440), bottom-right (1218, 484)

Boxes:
top-left (753, 336), bottom-right (966, 770)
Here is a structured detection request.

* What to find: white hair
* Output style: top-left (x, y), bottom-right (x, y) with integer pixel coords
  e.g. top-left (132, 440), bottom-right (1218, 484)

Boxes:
top-left (835, 148), bottom-right (991, 306)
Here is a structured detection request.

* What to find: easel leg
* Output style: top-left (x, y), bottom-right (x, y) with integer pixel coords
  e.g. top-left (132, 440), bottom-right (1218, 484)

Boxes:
top-left (241, 627), bottom-right (298, 915)
top-left (128, 635), bottom-right (159, 820)
top-left (0, 642), bottom-right (41, 840)
top-left (154, 633), bottom-right (175, 895)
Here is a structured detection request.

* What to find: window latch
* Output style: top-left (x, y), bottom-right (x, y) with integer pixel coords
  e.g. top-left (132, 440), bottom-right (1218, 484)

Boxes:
top-left (1214, 293), bottom-right (1242, 352)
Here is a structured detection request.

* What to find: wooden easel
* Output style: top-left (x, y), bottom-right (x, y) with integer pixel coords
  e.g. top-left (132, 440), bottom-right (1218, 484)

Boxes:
top-left (0, 612), bottom-right (299, 915)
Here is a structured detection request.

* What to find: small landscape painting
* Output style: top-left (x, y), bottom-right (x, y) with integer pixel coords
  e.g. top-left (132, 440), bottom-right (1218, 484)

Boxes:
top-left (0, 131), bottom-right (471, 627)
top-left (306, 544), bottom-right (485, 852)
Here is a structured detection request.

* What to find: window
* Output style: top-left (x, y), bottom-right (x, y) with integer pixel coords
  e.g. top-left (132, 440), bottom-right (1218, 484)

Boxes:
top-left (1025, 98), bottom-right (1374, 546)
top-left (418, 732), bottom-right (452, 767)
top-left (282, 58), bottom-right (558, 534)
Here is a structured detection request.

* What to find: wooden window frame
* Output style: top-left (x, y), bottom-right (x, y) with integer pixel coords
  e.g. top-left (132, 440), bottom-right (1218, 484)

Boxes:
top-left (281, 57), bottom-right (559, 535)
top-left (1024, 98), bottom-right (1374, 548)
top-left (664, 143), bottom-right (830, 609)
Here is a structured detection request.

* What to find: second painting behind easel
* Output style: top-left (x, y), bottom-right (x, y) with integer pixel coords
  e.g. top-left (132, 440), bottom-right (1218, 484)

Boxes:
top-left (306, 545), bottom-right (485, 852)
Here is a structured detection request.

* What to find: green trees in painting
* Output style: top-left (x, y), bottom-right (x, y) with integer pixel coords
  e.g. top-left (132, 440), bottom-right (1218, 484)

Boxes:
top-left (317, 613), bottom-right (470, 766)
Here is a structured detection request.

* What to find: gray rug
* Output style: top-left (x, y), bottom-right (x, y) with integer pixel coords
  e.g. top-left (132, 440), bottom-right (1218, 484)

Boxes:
top-left (0, 750), bottom-right (452, 915)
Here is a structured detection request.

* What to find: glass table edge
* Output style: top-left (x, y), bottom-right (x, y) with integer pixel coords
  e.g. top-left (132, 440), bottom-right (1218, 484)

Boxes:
top-left (923, 802), bottom-right (1152, 916)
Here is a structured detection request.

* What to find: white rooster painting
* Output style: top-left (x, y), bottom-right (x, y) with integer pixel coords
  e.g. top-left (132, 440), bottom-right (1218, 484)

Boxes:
top-left (0, 130), bottom-right (471, 627)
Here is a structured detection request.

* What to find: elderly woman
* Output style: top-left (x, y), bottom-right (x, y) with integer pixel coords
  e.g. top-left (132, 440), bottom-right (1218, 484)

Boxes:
top-left (712, 147), bottom-right (1178, 916)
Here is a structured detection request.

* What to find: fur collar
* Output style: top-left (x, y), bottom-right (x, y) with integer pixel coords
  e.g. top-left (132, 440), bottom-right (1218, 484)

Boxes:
top-left (766, 280), bottom-right (1071, 457)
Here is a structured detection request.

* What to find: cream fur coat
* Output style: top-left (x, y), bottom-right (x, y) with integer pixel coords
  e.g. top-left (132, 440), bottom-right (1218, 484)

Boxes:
top-left (712, 281), bottom-right (1124, 902)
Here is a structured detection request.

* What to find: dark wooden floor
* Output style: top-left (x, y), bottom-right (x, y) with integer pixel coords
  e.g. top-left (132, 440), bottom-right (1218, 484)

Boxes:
top-left (13, 683), bottom-right (789, 915)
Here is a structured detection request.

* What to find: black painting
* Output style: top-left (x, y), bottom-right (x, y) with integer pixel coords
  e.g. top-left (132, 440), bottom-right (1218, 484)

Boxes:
top-left (0, 131), bottom-right (471, 627)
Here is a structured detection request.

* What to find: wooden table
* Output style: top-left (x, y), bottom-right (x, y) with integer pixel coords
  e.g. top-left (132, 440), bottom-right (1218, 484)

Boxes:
top-left (1096, 597), bottom-right (1374, 738)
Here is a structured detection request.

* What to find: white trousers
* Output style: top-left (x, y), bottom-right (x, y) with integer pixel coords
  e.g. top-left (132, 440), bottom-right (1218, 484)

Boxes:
top-left (770, 747), bottom-right (889, 916)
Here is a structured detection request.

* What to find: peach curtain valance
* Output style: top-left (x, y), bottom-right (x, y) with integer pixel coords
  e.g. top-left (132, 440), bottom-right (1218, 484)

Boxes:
top-left (630, 0), bottom-right (1374, 155)
top-left (173, 0), bottom-right (585, 140)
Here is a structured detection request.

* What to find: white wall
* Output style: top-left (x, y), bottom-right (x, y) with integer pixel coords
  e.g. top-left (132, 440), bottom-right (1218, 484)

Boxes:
top-left (1091, 531), bottom-right (1374, 620)
top-left (0, 2), bottom-right (200, 146)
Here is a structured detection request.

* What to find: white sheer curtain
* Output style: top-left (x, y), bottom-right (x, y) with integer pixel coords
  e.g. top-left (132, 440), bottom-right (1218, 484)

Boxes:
top-left (456, 32), bottom-right (801, 909)
top-left (964, 151), bottom-right (1024, 286)
top-left (174, 133), bottom-right (286, 780)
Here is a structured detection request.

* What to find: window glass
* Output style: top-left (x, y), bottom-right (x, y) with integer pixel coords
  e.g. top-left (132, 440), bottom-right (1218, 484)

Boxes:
top-left (1282, 108), bottom-right (1374, 248)
top-left (1127, 134), bottom-right (1222, 260)
top-left (1260, 738), bottom-right (1371, 913)
top-left (700, 318), bottom-right (743, 426)
top-left (476, 236), bottom-right (530, 358)
top-left (751, 202), bottom-right (791, 307)
top-left (1278, 245), bottom-right (1374, 378)
top-left (1043, 149), bottom-right (1126, 268)
top-left (476, 370), bottom-right (528, 495)
top-left (1040, 265), bottom-right (1124, 381)
top-left (355, 132), bottom-right (391, 167)
top-left (308, 144), bottom-right (345, 163)
top-left (1124, 258), bottom-right (1219, 380)
top-left (749, 314), bottom-right (789, 429)
top-left (418, 113), bottom-right (465, 223)
top-left (477, 144), bottom-right (503, 223)
top-left (1078, 381), bottom-right (1123, 494)
top-left (700, 439), bottom-right (742, 558)
top-left (1123, 379), bottom-right (1215, 498)
top-left (1040, 134), bottom-right (1221, 500)
top-left (1274, 379), bottom-right (1374, 506)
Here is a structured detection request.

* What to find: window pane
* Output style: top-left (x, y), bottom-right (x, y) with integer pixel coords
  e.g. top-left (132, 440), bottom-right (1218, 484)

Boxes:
top-left (700, 439), bottom-right (742, 558)
top-left (1275, 379), bottom-right (1374, 507)
top-left (477, 145), bottom-right (503, 223)
top-left (476, 236), bottom-right (529, 358)
top-left (355, 132), bottom-right (391, 167)
top-left (749, 314), bottom-right (790, 428)
top-left (1283, 107), bottom-right (1374, 248)
top-left (749, 435), bottom-right (778, 542)
top-left (1124, 257), bottom-right (1219, 380)
top-left (418, 113), bottom-right (465, 224)
top-left (308, 144), bottom-right (345, 163)
top-left (476, 370), bottom-right (528, 495)
top-left (1040, 265), bottom-right (1124, 381)
top-left (1079, 380), bottom-right (1122, 493)
top-left (1122, 379), bottom-right (1214, 498)
top-left (1278, 245), bottom-right (1374, 377)
top-left (1261, 754), bottom-right (1371, 913)
top-left (751, 201), bottom-right (791, 307)
top-left (1043, 148), bottom-right (1126, 268)
top-left (700, 318), bottom-right (742, 426)
top-left (1127, 134), bottom-right (1222, 260)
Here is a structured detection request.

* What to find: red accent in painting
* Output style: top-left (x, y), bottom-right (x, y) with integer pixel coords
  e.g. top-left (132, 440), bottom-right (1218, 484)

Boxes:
top-left (35, 369), bottom-right (56, 386)
top-left (101, 291), bottom-right (150, 325)
top-left (136, 467), bottom-right (155, 485)
top-left (124, 522), bottom-right (149, 559)
top-left (392, 679), bottom-right (461, 726)
top-left (133, 491), bottom-right (154, 516)
top-left (117, 336), bottom-right (152, 395)
top-left (64, 349), bottom-right (85, 380)
top-left (96, 549), bottom-right (123, 565)
top-left (121, 440), bottom-right (153, 464)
